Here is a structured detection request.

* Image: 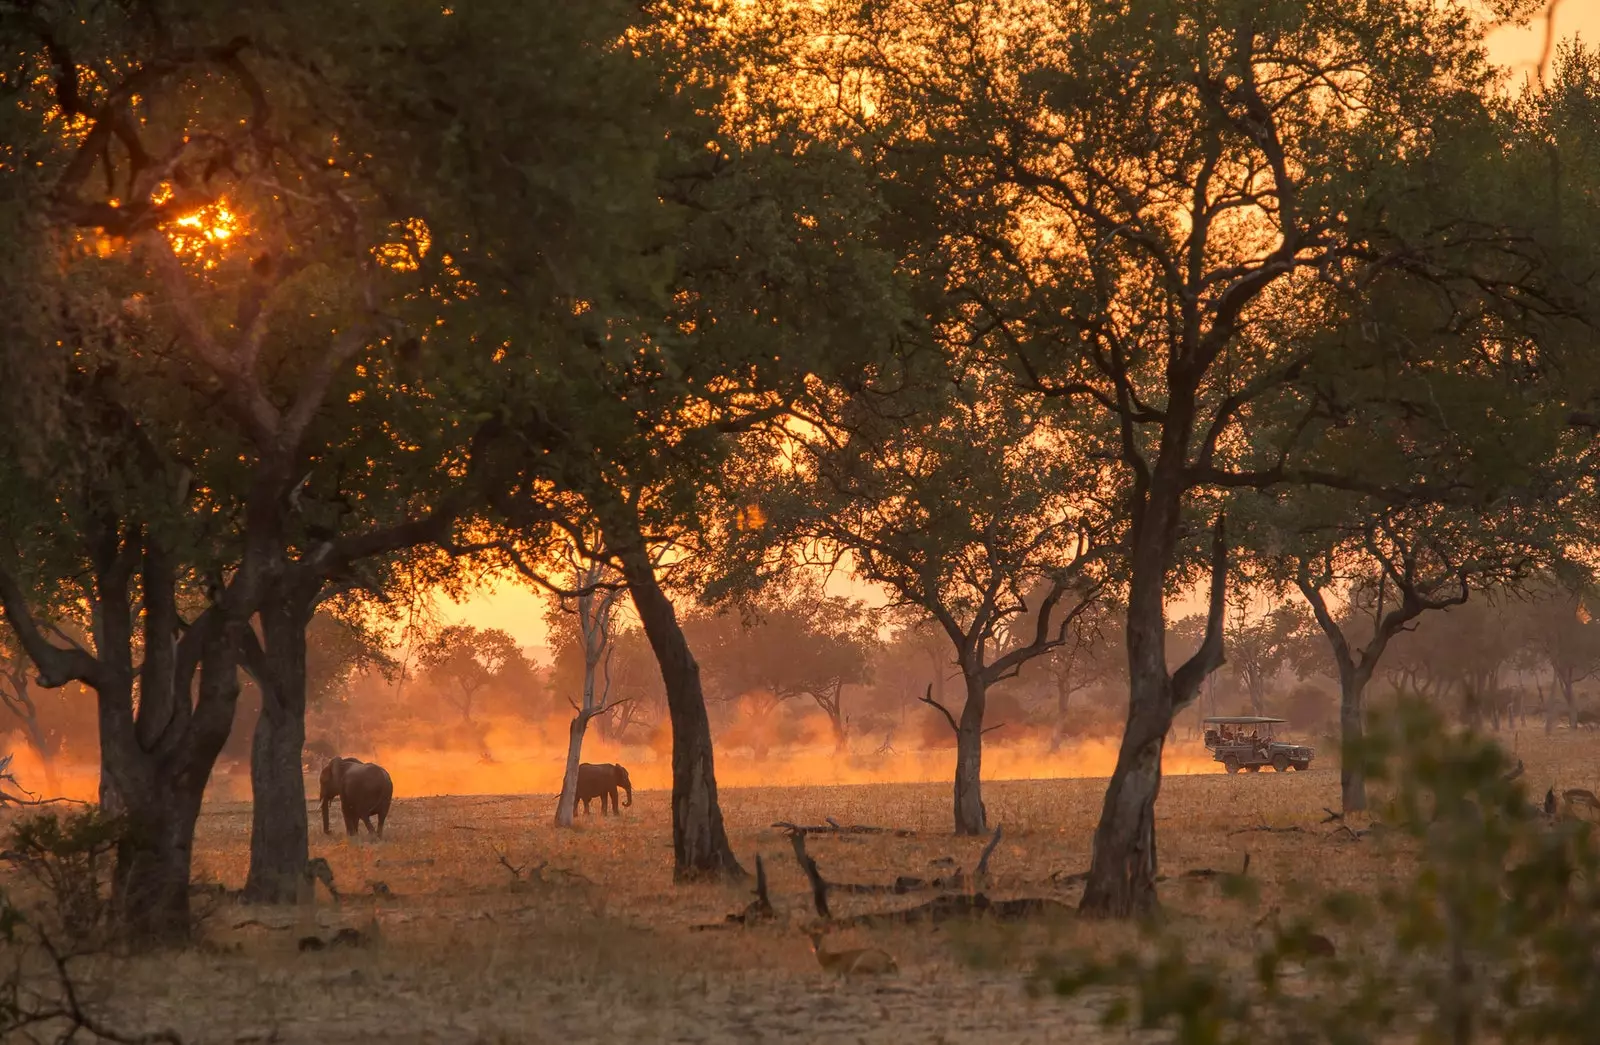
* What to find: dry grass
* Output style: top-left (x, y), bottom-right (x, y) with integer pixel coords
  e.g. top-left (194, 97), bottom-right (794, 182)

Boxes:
top-left (11, 727), bottom-right (1600, 1044)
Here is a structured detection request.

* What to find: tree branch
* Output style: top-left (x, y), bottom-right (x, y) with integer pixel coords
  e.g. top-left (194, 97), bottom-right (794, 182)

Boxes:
top-left (918, 683), bottom-right (960, 734)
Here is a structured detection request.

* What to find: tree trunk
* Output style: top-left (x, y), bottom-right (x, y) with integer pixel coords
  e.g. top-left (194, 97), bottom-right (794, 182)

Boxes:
top-left (605, 515), bottom-right (743, 880)
top-left (1081, 487), bottom-right (1180, 918)
top-left (110, 776), bottom-right (206, 942)
top-left (1078, 464), bottom-right (1232, 921)
top-left (1048, 671), bottom-right (1071, 753)
top-left (953, 674), bottom-right (987, 835)
top-left (1339, 669), bottom-right (1370, 814)
top-left (555, 710), bottom-right (590, 828)
top-left (1080, 694), bottom-right (1166, 918)
top-left (242, 587), bottom-right (314, 904)
top-left (101, 619), bottom-right (242, 944)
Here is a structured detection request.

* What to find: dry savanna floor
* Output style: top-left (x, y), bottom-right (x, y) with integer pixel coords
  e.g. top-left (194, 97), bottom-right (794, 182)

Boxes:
top-left (22, 728), bottom-right (1600, 1044)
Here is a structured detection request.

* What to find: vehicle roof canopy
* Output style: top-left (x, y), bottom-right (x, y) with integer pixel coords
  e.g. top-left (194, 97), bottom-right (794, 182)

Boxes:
top-left (1202, 716), bottom-right (1287, 725)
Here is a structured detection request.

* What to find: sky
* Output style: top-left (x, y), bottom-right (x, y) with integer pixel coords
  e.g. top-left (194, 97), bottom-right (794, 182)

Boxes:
top-left (445, 2), bottom-right (1600, 659)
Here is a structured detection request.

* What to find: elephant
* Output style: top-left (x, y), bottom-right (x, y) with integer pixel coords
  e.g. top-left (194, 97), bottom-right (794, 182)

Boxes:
top-left (574, 762), bottom-right (632, 815)
top-left (319, 756), bottom-right (394, 837)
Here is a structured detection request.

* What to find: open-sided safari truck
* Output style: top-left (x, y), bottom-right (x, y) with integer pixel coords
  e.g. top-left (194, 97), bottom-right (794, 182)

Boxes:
top-left (1202, 716), bottom-right (1314, 774)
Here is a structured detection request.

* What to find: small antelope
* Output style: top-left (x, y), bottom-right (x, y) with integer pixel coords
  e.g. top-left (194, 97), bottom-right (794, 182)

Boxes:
top-left (1562, 788), bottom-right (1600, 821)
top-left (1255, 906), bottom-right (1336, 959)
top-left (807, 931), bottom-right (899, 977)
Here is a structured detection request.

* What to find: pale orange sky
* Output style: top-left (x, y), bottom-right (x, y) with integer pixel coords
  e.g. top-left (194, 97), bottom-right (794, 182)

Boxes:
top-left (446, 2), bottom-right (1600, 657)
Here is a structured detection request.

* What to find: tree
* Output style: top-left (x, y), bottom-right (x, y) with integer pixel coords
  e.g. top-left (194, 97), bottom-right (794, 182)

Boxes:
top-left (417, 625), bottom-right (529, 724)
top-left (547, 549), bottom-right (628, 828)
top-left (0, 1), bottom-right (516, 910)
top-left (700, 579), bottom-right (879, 751)
top-left (731, 368), bottom-right (1110, 834)
top-left (0, 635), bottom-right (58, 794)
top-left (1225, 602), bottom-right (1304, 717)
top-left (390, 0), bottom-right (901, 877)
top-left (1516, 578), bottom-right (1600, 730)
top-left (774, 0), bottom-right (1586, 915)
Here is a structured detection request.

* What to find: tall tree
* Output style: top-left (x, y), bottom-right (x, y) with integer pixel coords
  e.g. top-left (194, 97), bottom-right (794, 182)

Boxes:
top-left (380, 0), bottom-right (900, 876)
top-left (773, 0), bottom-right (1588, 915)
top-left (728, 368), bottom-right (1110, 834)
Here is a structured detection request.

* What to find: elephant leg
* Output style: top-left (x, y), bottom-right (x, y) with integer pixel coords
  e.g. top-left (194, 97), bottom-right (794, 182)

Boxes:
top-left (581, 797), bottom-right (591, 815)
top-left (377, 811), bottom-right (387, 838)
top-left (362, 815), bottom-right (376, 835)
top-left (343, 804), bottom-right (360, 837)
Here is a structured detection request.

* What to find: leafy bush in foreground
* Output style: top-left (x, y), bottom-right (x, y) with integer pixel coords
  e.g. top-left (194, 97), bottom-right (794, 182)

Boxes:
top-left (1046, 699), bottom-right (1600, 1045)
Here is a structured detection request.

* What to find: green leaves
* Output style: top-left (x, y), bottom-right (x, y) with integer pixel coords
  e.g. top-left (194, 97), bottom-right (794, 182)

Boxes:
top-left (1046, 696), bottom-right (1600, 1044)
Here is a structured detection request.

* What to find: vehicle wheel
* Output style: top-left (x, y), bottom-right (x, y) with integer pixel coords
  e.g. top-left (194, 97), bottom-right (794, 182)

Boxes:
top-left (1223, 759), bottom-right (1240, 775)
top-left (1291, 762), bottom-right (1308, 772)
top-left (1272, 755), bottom-right (1290, 773)
top-left (1246, 764), bottom-right (1261, 773)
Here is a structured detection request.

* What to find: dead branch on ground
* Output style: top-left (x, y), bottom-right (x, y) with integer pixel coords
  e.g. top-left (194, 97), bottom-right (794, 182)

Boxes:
top-left (972, 824), bottom-right (1003, 887)
top-left (785, 821), bottom-right (1066, 928)
top-left (788, 830), bottom-right (831, 918)
top-left (1227, 823), bottom-right (1306, 836)
top-left (771, 817), bottom-right (916, 837)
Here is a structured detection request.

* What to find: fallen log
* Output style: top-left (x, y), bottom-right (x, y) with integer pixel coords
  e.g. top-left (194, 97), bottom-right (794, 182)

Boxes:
top-left (832, 892), bottom-right (1073, 928)
top-left (772, 818), bottom-right (917, 838)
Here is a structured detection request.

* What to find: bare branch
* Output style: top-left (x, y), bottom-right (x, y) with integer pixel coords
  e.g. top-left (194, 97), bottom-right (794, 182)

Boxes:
top-left (918, 683), bottom-right (960, 734)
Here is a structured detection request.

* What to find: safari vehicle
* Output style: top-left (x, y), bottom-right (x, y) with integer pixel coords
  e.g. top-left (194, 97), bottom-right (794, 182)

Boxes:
top-left (1202, 716), bottom-right (1314, 774)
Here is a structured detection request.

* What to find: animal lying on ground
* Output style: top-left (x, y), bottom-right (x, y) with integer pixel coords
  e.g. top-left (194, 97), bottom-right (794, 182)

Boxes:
top-left (575, 762), bottom-right (632, 815)
top-left (320, 757), bottom-right (394, 837)
top-left (807, 932), bottom-right (898, 977)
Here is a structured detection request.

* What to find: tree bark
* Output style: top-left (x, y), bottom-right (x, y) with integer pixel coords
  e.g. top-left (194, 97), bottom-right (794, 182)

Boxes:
top-left (241, 585), bottom-right (315, 903)
top-left (1338, 670), bottom-right (1370, 813)
top-left (953, 674), bottom-right (987, 835)
top-left (101, 613), bottom-right (242, 943)
top-left (554, 710), bottom-right (591, 827)
top-left (1081, 492), bottom-right (1226, 919)
top-left (1080, 675), bottom-right (1167, 917)
top-left (604, 512), bottom-right (744, 880)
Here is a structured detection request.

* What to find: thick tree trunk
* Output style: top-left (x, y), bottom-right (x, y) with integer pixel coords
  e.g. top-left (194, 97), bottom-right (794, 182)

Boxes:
top-left (1081, 468), bottom-right (1221, 919)
top-left (953, 674), bottom-right (987, 835)
top-left (242, 589), bottom-right (314, 903)
top-left (101, 620), bottom-right (242, 944)
top-left (1081, 678), bottom-right (1167, 917)
top-left (555, 711), bottom-right (590, 827)
top-left (111, 779), bottom-right (206, 942)
top-left (606, 516), bottom-right (743, 880)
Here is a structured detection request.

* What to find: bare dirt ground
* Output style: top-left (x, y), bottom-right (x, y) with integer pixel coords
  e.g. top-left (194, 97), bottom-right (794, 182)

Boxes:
top-left (21, 728), bottom-right (1600, 1044)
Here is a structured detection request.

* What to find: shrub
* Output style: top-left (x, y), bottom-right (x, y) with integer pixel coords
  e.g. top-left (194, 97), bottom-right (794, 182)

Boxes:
top-left (1043, 698), bottom-right (1600, 1045)
top-left (3, 807), bottom-right (123, 945)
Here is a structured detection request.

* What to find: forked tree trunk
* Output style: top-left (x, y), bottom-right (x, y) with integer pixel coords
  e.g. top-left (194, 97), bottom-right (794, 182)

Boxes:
top-left (606, 515), bottom-right (743, 880)
top-left (1082, 488), bottom-right (1226, 919)
top-left (953, 674), bottom-right (987, 835)
top-left (100, 619), bottom-right (243, 943)
top-left (1080, 677), bottom-right (1167, 917)
top-left (242, 585), bottom-right (315, 903)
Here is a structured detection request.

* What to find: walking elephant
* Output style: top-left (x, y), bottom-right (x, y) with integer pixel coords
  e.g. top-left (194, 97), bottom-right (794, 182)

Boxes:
top-left (575, 762), bottom-right (632, 815)
top-left (319, 756), bottom-right (394, 837)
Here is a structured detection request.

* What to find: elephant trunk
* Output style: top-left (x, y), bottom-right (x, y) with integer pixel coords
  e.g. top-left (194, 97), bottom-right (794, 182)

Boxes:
top-left (623, 781), bottom-right (633, 807)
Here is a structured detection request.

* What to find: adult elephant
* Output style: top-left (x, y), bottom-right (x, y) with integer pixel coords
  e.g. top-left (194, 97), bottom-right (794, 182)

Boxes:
top-left (575, 763), bottom-right (632, 816)
top-left (319, 756), bottom-right (394, 837)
